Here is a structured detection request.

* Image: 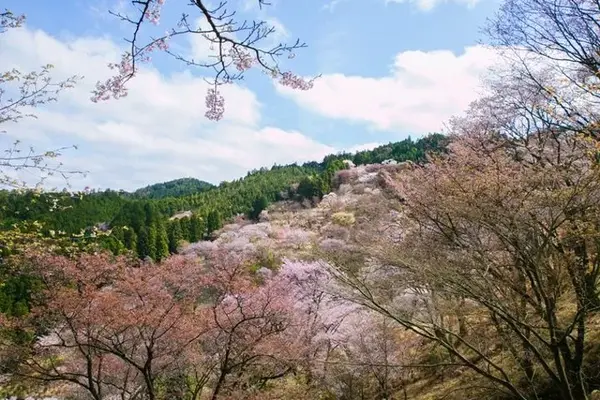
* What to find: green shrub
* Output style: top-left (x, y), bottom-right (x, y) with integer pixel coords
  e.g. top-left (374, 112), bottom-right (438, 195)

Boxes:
top-left (331, 211), bottom-right (355, 226)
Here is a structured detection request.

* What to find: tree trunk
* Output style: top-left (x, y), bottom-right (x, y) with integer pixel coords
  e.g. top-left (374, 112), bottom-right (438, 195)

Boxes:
top-left (210, 368), bottom-right (228, 400)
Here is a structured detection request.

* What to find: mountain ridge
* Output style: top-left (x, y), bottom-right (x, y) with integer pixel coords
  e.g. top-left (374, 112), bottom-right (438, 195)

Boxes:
top-left (131, 177), bottom-right (215, 200)
top-left (0, 134), bottom-right (448, 260)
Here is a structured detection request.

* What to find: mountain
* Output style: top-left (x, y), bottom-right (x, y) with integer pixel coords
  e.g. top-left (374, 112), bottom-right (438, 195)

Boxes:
top-left (0, 134), bottom-right (448, 258)
top-left (12, 132), bottom-right (590, 399)
top-left (131, 177), bottom-right (214, 200)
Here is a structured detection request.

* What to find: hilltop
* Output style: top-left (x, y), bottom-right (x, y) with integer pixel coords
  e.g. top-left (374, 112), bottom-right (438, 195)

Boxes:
top-left (131, 177), bottom-right (215, 200)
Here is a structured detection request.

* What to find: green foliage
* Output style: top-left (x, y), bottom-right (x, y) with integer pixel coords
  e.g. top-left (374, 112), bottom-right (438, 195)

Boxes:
top-left (132, 177), bottom-right (214, 199)
top-left (188, 214), bottom-right (204, 242)
top-left (257, 247), bottom-right (281, 271)
top-left (0, 219), bottom-right (113, 328)
top-left (0, 134), bottom-right (447, 261)
top-left (167, 220), bottom-right (183, 253)
top-left (248, 196), bottom-right (269, 221)
top-left (102, 233), bottom-right (127, 255)
top-left (295, 158), bottom-right (348, 203)
top-left (0, 189), bottom-right (127, 234)
top-left (123, 227), bottom-right (138, 256)
top-left (325, 133), bottom-right (448, 166)
top-left (297, 176), bottom-right (322, 201)
top-left (137, 226), bottom-right (153, 259)
top-left (112, 202), bottom-right (146, 232)
top-left (179, 216), bottom-right (191, 239)
top-left (206, 210), bottom-right (222, 236)
top-left (154, 221), bottom-right (169, 261)
top-left (331, 211), bottom-right (356, 226)
top-left (0, 274), bottom-right (40, 317)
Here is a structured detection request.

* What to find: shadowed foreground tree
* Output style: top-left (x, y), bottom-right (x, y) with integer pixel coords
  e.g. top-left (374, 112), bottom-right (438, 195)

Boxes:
top-left (328, 130), bottom-right (600, 399)
top-left (9, 253), bottom-right (210, 400)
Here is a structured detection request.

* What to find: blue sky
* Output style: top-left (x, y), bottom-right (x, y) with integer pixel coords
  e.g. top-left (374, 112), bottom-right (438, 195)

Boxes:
top-left (1, 0), bottom-right (502, 191)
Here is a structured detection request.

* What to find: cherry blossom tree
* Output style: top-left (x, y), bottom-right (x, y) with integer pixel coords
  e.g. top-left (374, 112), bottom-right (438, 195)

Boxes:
top-left (323, 315), bottom-right (423, 400)
top-left (9, 247), bottom-right (322, 399)
top-left (1, 9), bottom-right (83, 190)
top-left (11, 252), bottom-right (212, 400)
top-left (326, 129), bottom-right (600, 399)
top-left (482, 0), bottom-right (600, 142)
top-left (270, 259), bottom-right (428, 399)
top-left (4, 200), bottom-right (448, 400)
top-left (93, 0), bottom-right (316, 121)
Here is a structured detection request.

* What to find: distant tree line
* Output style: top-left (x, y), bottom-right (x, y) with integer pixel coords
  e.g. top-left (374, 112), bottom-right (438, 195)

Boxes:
top-left (0, 134), bottom-right (446, 261)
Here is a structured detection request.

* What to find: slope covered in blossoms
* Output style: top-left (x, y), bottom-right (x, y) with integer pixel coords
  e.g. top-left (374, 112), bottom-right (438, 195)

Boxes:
top-left (171, 160), bottom-right (449, 399)
top-left (4, 138), bottom-right (600, 399)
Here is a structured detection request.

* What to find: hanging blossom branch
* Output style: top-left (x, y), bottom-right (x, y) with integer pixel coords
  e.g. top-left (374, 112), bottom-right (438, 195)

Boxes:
top-left (0, 140), bottom-right (85, 190)
top-left (93, 0), bottom-right (318, 121)
top-left (1, 9), bottom-right (86, 190)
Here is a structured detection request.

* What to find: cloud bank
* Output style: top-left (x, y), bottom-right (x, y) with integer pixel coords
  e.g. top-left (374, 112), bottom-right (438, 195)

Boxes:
top-left (276, 45), bottom-right (499, 133)
top-left (0, 26), bottom-right (334, 191)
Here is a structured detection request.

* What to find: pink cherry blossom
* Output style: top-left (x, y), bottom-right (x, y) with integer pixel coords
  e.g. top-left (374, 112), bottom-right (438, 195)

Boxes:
top-left (90, 53), bottom-right (134, 102)
top-left (279, 71), bottom-right (314, 90)
top-left (86, 0), bottom-right (314, 122)
top-left (229, 48), bottom-right (254, 72)
top-left (143, 0), bottom-right (165, 25)
top-left (155, 36), bottom-right (169, 51)
top-left (205, 88), bottom-right (225, 121)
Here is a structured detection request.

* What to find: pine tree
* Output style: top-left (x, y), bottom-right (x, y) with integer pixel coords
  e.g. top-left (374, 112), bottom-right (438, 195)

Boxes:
top-left (123, 227), bottom-right (138, 257)
top-left (179, 217), bottom-right (191, 241)
top-left (147, 224), bottom-right (158, 260)
top-left (137, 226), bottom-right (152, 259)
top-left (167, 221), bottom-right (183, 253)
top-left (248, 196), bottom-right (268, 221)
top-left (103, 235), bottom-right (126, 255)
top-left (206, 210), bottom-right (222, 236)
top-left (189, 214), bottom-right (204, 242)
top-left (297, 176), bottom-right (320, 201)
top-left (111, 226), bottom-right (125, 243)
top-left (154, 221), bottom-right (169, 261)
top-left (144, 203), bottom-right (153, 225)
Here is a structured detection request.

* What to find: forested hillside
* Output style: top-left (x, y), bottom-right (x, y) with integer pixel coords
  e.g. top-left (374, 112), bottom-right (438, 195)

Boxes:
top-left (5, 130), bottom-right (600, 400)
top-left (132, 177), bottom-right (214, 199)
top-left (0, 134), bottom-right (446, 261)
top-left (5, 0), bottom-right (600, 397)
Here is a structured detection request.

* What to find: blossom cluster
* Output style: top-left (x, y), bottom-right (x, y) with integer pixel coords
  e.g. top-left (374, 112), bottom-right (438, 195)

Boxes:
top-left (279, 71), bottom-right (314, 90)
top-left (205, 88), bottom-right (225, 121)
top-left (143, 0), bottom-right (165, 25)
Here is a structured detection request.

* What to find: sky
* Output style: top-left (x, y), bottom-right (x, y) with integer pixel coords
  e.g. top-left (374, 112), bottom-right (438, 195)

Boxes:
top-left (0, 0), bottom-right (503, 191)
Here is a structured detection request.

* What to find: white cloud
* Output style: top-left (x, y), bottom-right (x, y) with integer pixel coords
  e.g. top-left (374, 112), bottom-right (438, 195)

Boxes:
top-left (187, 17), bottom-right (224, 65)
top-left (264, 17), bottom-right (289, 43)
top-left (324, 0), bottom-right (481, 12)
top-left (323, 0), bottom-right (350, 12)
top-left (385, 0), bottom-right (480, 11)
top-left (276, 45), bottom-right (500, 133)
top-left (345, 142), bottom-right (383, 153)
top-left (0, 26), bottom-right (334, 191)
